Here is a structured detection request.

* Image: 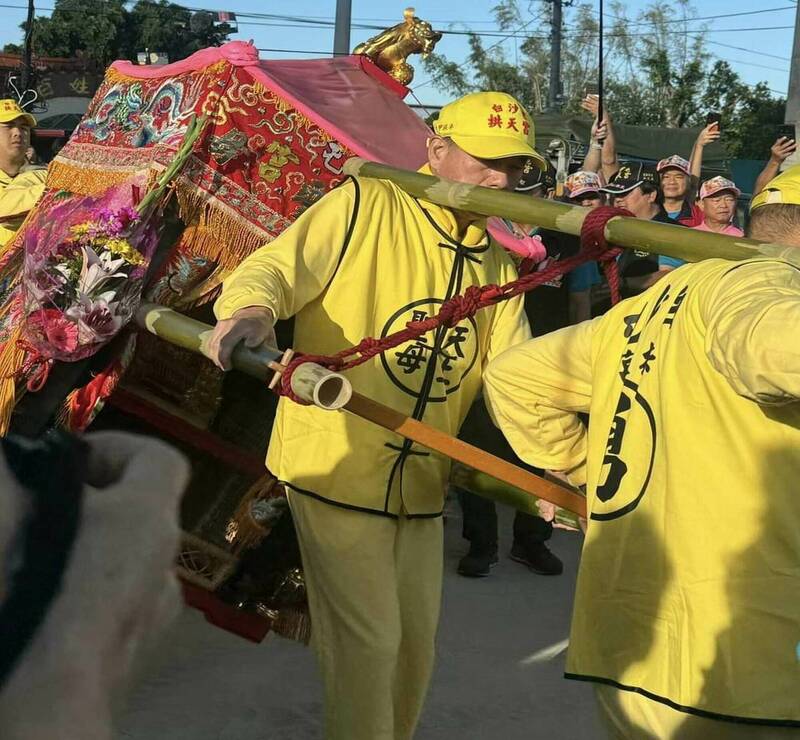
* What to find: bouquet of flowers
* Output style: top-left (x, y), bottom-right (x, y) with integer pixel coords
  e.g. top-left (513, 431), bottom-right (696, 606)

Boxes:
top-left (17, 115), bottom-right (206, 387)
top-left (21, 193), bottom-right (157, 366)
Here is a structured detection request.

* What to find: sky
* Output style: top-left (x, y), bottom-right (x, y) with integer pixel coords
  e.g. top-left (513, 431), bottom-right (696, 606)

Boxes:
top-left (0, 0), bottom-right (797, 107)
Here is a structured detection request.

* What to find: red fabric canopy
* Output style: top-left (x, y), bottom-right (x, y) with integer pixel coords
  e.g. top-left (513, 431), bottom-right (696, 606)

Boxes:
top-left (109, 42), bottom-right (429, 170)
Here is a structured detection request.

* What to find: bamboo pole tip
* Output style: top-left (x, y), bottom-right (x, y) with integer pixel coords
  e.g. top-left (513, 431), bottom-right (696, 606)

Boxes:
top-left (289, 362), bottom-right (353, 410)
top-left (313, 371), bottom-right (352, 410)
top-left (343, 157), bottom-right (367, 176)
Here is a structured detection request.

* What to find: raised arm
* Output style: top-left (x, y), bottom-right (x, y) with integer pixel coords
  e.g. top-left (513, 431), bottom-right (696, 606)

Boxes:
top-left (580, 95), bottom-right (618, 181)
top-left (689, 124), bottom-right (720, 188)
top-left (753, 137), bottom-right (797, 197)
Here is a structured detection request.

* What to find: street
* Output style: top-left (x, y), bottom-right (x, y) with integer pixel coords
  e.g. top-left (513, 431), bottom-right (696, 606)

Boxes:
top-left (119, 505), bottom-right (601, 739)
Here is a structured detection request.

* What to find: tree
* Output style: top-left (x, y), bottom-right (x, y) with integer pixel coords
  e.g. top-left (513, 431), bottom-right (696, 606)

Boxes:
top-left (22, 0), bottom-right (127, 68)
top-left (122, 2), bottom-right (234, 63)
top-left (4, 0), bottom-right (233, 69)
top-left (423, 0), bottom-right (785, 159)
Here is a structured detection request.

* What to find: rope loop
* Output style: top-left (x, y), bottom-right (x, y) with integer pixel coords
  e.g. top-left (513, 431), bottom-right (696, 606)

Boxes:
top-left (580, 205), bottom-right (631, 305)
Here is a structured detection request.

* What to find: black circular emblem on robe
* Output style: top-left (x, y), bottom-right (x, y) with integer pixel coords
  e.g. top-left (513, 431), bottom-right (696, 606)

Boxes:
top-left (380, 298), bottom-right (479, 402)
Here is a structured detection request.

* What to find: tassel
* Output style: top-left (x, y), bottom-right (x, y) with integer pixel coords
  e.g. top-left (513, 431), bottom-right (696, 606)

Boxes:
top-left (0, 324), bottom-right (25, 436)
top-left (58, 334), bottom-right (137, 432)
top-left (269, 605), bottom-right (312, 645)
top-left (225, 473), bottom-right (284, 553)
top-left (174, 187), bottom-right (276, 270)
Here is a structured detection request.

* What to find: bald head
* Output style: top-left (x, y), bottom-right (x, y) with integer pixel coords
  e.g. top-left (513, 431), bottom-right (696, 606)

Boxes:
top-left (747, 204), bottom-right (800, 247)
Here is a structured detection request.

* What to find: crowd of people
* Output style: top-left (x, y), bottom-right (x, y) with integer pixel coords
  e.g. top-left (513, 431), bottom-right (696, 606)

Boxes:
top-left (2, 85), bottom-right (800, 740)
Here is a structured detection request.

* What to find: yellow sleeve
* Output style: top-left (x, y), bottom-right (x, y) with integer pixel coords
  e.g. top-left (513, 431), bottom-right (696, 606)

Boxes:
top-left (703, 260), bottom-right (800, 404)
top-left (483, 318), bottom-right (596, 484)
top-left (0, 169), bottom-right (46, 222)
top-left (484, 292), bottom-right (531, 367)
top-left (214, 180), bottom-right (357, 321)
top-left (483, 256), bottom-right (531, 367)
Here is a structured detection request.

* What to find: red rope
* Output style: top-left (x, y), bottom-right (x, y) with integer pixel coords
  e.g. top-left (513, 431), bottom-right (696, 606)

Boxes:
top-left (580, 205), bottom-right (629, 305)
top-left (280, 207), bottom-right (631, 404)
top-left (14, 340), bottom-right (53, 393)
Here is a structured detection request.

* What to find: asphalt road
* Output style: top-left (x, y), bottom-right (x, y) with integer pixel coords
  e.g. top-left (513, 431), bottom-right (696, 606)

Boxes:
top-left (119, 505), bottom-right (603, 739)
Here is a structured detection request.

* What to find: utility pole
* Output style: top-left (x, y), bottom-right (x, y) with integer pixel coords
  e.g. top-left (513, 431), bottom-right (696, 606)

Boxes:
top-left (547, 0), bottom-right (563, 112)
top-left (20, 0), bottom-right (35, 93)
top-left (785, 1), bottom-right (800, 168)
top-left (333, 0), bottom-right (352, 57)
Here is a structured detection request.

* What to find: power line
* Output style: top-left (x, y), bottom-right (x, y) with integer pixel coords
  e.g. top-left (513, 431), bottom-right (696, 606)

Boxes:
top-left (413, 8), bottom-right (550, 92)
top-left (2, 0), bottom-right (790, 96)
top-left (0, 3), bottom-right (795, 43)
top-left (232, 21), bottom-right (795, 40)
top-left (706, 39), bottom-right (790, 63)
top-left (609, 4), bottom-right (796, 27)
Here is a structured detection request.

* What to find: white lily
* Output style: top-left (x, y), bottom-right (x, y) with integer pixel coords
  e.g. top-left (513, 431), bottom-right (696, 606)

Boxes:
top-left (78, 246), bottom-right (128, 296)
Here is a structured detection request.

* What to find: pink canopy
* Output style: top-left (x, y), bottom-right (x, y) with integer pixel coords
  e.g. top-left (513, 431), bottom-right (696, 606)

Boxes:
top-left (111, 42), bottom-right (430, 170)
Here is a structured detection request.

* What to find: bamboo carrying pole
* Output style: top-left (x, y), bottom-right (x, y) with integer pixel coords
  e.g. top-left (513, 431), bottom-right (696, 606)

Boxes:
top-left (342, 158), bottom-right (800, 264)
top-left (134, 303), bottom-right (588, 518)
top-left (135, 304), bottom-right (352, 410)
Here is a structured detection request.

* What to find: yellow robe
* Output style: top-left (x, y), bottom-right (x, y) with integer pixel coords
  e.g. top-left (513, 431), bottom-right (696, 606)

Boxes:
top-left (0, 166), bottom-right (46, 248)
top-left (216, 174), bottom-right (530, 517)
top-left (484, 257), bottom-right (800, 725)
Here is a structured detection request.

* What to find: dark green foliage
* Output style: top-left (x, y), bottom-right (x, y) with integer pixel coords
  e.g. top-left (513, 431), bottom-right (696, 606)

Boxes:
top-left (3, 0), bottom-right (234, 69)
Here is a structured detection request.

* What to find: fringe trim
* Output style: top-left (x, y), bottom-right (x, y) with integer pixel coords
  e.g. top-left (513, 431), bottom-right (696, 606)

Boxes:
top-left (105, 67), bottom-right (138, 85)
top-left (270, 606), bottom-right (312, 645)
top-left (0, 207), bottom-right (37, 265)
top-left (106, 59), bottom-right (229, 87)
top-left (48, 160), bottom-right (148, 197)
top-left (46, 163), bottom-right (267, 273)
top-left (0, 324), bottom-right (24, 436)
top-left (175, 188), bottom-right (270, 271)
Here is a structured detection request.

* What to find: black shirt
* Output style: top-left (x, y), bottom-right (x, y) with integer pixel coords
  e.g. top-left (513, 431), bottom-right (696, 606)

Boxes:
top-left (618, 207), bottom-right (685, 279)
top-left (524, 229), bottom-right (582, 336)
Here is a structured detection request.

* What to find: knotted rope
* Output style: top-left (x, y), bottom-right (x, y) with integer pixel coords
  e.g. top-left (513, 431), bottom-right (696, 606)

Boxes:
top-left (281, 206), bottom-right (631, 404)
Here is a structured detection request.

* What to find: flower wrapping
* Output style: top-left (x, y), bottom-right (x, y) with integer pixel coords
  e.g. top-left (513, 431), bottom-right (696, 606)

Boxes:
top-left (20, 179), bottom-right (159, 364)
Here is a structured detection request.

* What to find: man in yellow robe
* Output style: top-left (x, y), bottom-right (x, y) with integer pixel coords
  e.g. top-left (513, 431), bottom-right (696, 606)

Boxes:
top-left (209, 92), bottom-right (545, 739)
top-left (0, 100), bottom-right (46, 249)
top-left (483, 166), bottom-right (800, 738)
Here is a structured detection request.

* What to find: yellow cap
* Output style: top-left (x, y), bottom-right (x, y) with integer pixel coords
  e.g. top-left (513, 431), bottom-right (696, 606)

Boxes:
top-left (433, 91), bottom-right (546, 169)
top-left (751, 164), bottom-right (800, 211)
top-left (0, 99), bottom-right (36, 128)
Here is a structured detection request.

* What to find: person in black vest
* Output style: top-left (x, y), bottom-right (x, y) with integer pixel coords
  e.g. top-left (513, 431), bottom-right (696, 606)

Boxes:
top-left (602, 162), bottom-right (687, 296)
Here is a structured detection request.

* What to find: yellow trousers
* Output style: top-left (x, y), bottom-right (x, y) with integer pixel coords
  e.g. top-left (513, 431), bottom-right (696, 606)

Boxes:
top-left (288, 491), bottom-right (444, 740)
top-left (596, 685), bottom-right (800, 740)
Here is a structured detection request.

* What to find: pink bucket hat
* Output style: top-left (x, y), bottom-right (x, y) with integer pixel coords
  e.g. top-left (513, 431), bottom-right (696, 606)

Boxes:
top-left (565, 170), bottom-right (602, 199)
top-left (700, 176), bottom-right (741, 200)
top-left (657, 155), bottom-right (691, 176)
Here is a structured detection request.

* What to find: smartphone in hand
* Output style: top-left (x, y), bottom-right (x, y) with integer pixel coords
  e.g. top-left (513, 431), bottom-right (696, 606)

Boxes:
top-left (705, 111), bottom-right (721, 131)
